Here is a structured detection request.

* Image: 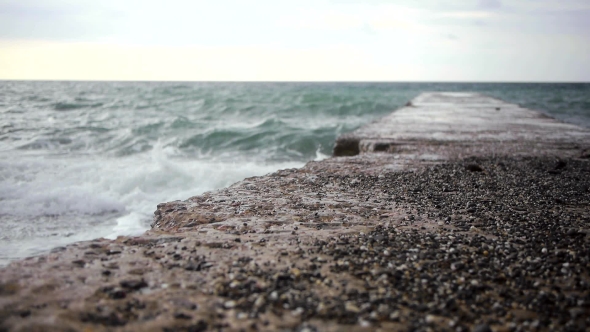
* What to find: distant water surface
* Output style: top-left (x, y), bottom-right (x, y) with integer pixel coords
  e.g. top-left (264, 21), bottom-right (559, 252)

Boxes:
top-left (1, 82), bottom-right (589, 265)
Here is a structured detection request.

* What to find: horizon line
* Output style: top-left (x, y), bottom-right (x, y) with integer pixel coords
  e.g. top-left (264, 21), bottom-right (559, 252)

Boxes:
top-left (1, 79), bottom-right (589, 84)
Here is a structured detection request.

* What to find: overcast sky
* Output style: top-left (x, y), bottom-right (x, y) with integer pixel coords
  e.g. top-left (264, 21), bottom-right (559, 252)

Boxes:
top-left (0, 0), bottom-right (588, 81)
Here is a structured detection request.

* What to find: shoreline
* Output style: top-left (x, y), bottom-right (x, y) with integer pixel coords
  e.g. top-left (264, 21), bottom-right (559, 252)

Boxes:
top-left (1, 92), bottom-right (590, 331)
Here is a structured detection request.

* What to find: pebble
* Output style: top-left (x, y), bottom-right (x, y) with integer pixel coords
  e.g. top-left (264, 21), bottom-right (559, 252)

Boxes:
top-left (473, 324), bottom-right (492, 332)
top-left (345, 302), bottom-right (360, 313)
top-left (223, 300), bottom-right (236, 309)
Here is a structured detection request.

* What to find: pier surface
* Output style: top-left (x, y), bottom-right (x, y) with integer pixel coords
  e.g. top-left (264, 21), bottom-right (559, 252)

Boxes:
top-left (1, 93), bottom-right (590, 331)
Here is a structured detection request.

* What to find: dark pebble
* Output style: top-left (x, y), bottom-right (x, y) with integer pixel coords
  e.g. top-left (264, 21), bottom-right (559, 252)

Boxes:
top-left (466, 164), bottom-right (484, 172)
top-left (119, 279), bottom-right (148, 290)
top-left (18, 310), bottom-right (31, 318)
top-left (554, 159), bottom-right (567, 170)
top-left (473, 324), bottom-right (492, 332)
top-left (174, 312), bottom-right (193, 320)
top-left (71, 260), bottom-right (86, 267)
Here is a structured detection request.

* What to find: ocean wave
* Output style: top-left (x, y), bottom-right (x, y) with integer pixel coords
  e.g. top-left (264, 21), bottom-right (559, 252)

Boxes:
top-left (17, 137), bottom-right (73, 150)
top-left (53, 101), bottom-right (104, 111)
top-left (0, 146), bottom-right (304, 264)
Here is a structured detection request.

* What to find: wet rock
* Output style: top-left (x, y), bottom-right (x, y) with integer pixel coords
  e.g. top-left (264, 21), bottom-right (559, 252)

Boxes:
top-left (333, 136), bottom-right (360, 157)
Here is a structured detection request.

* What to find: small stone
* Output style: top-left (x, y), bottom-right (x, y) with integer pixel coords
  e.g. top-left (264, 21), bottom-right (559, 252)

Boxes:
top-left (119, 279), bottom-right (148, 291)
top-left (316, 302), bottom-right (327, 315)
top-left (451, 262), bottom-right (464, 271)
top-left (254, 296), bottom-right (265, 308)
top-left (72, 260), bottom-right (86, 267)
top-left (554, 159), bottom-right (567, 170)
top-left (292, 307), bottom-right (304, 316)
top-left (359, 319), bottom-right (371, 327)
top-left (473, 324), bottom-right (492, 332)
top-left (270, 291), bottom-right (278, 301)
top-left (18, 310), bottom-right (31, 318)
top-left (110, 288), bottom-right (126, 299)
top-left (224, 300), bottom-right (236, 309)
top-left (466, 164), bottom-right (484, 172)
top-left (291, 268), bottom-right (301, 278)
top-left (569, 307), bottom-right (583, 319)
top-left (389, 310), bottom-right (400, 321)
top-left (174, 312), bottom-right (192, 320)
top-left (345, 301), bottom-right (360, 313)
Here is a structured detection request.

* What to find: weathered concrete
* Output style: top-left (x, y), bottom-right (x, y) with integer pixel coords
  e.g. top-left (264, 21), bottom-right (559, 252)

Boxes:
top-left (335, 92), bottom-right (589, 157)
top-left (1, 93), bottom-right (589, 332)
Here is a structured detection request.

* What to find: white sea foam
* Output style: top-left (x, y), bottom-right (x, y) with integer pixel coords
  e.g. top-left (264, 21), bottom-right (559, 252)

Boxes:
top-left (0, 144), bottom-right (303, 265)
top-left (314, 145), bottom-right (329, 161)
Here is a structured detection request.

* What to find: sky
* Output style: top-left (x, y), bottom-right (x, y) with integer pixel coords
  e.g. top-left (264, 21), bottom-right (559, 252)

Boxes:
top-left (0, 0), bottom-right (588, 81)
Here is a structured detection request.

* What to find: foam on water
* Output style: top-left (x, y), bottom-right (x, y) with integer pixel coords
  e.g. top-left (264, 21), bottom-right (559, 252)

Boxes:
top-left (0, 141), bottom-right (302, 265)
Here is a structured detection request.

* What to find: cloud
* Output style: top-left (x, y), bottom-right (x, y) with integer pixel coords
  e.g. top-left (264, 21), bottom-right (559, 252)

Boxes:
top-left (278, 4), bottom-right (428, 34)
top-left (0, 0), bottom-right (589, 81)
top-left (437, 11), bottom-right (495, 19)
top-left (477, 0), bottom-right (502, 10)
top-left (445, 33), bottom-right (458, 40)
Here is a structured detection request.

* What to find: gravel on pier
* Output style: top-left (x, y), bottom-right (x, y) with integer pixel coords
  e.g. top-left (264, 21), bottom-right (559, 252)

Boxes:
top-left (1, 156), bottom-right (589, 332)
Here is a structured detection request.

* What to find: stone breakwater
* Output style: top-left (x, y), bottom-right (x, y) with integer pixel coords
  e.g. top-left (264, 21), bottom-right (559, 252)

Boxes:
top-left (1, 92), bottom-right (590, 332)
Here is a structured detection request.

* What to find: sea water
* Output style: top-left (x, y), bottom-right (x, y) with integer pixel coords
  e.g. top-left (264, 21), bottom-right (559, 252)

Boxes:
top-left (1, 82), bottom-right (589, 265)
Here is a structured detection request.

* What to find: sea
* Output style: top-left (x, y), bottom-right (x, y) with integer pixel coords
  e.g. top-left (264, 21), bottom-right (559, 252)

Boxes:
top-left (1, 82), bottom-right (589, 266)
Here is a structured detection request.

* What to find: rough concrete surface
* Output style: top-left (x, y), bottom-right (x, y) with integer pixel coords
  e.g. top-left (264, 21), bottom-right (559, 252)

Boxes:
top-left (1, 93), bottom-right (589, 332)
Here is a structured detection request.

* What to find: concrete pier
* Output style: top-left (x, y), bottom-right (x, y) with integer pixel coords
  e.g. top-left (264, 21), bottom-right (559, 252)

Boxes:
top-left (335, 92), bottom-right (589, 157)
top-left (1, 93), bottom-right (589, 331)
